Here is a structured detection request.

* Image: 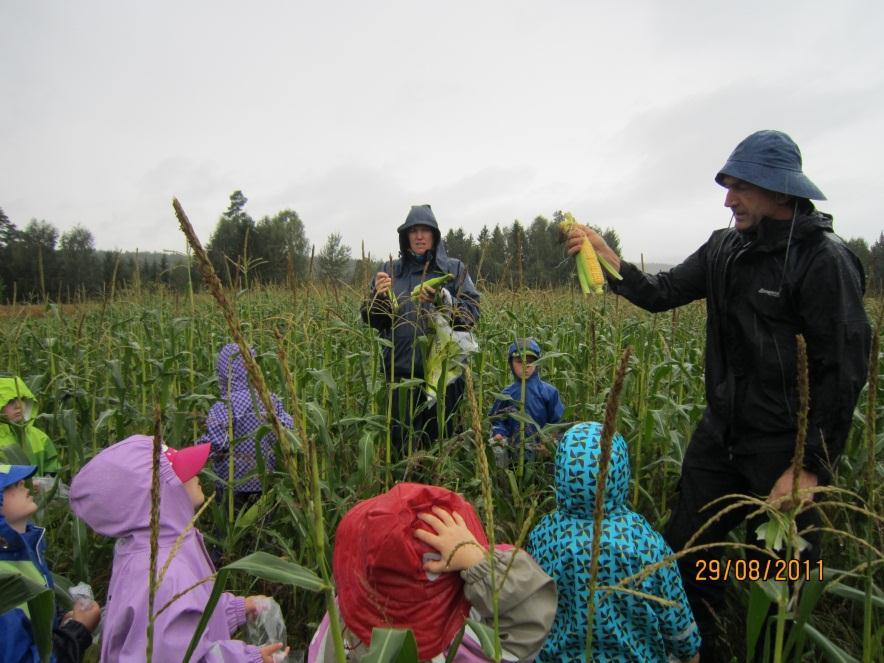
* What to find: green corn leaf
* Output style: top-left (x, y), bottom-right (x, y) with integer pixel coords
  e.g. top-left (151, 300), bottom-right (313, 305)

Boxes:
top-left (362, 628), bottom-right (419, 663)
top-left (801, 623), bottom-right (860, 662)
top-left (465, 618), bottom-right (499, 660)
top-left (0, 572), bottom-right (55, 662)
top-left (746, 580), bottom-right (774, 660)
top-left (183, 554), bottom-right (327, 663)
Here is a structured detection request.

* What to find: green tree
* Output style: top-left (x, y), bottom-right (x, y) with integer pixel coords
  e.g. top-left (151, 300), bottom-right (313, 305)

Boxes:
top-left (525, 216), bottom-right (558, 288)
top-left (0, 207), bottom-right (19, 302)
top-left (317, 232), bottom-right (352, 283)
top-left (444, 228), bottom-right (472, 262)
top-left (600, 227), bottom-right (622, 258)
top-left (18, 219), bottom-right (59, 300)
top-left (506, 221), bottom-right (526, 289)
top-left (59, 225), bottom-right (97, 298)
top-left (845, 237), bottom-right (871, 279)
top-left (0, 207), bottom-right (17, 248)
top-left (207, 190), bottom-right (257, 287)
top-left (100, 250), bottom-right (123, 295)
top-left (473, 226), bottom-right (492, 286)
top-left (158, 254), bottom-right (170, 286)
top-left (485, 225), bottom-right (508, 286)
top-left (253, 209), bottom-right (309, 285)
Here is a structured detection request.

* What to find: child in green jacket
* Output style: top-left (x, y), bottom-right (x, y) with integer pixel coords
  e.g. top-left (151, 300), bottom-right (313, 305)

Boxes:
top-left (0, 375), bottom-right (59, 475)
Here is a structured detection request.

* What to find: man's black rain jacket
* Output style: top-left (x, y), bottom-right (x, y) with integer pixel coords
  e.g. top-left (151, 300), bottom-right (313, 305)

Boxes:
top-left (610, 208), bottom-right (871, 482)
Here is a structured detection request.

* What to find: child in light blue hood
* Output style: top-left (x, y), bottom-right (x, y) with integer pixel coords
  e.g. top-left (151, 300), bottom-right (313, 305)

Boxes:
top-left (488, 338), bottom-right (564, 464)
top-left (528, 422), bottom-right (700, 662)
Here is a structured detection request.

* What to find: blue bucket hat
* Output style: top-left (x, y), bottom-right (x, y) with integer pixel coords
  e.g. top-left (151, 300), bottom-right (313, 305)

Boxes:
top-left (715, 130), bottom-right (826, 200)
top-left (0, 464), bottom-right (37, 493)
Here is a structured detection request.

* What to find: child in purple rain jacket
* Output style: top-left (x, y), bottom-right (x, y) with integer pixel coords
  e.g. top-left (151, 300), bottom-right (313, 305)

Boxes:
top-left (70, 435), bottom-right (285, 662)
top-left (198, 344), bottom-right (294, 506)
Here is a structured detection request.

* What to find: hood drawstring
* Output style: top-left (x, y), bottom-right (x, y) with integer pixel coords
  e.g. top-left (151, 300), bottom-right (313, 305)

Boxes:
top-left (777, 200), bottom-right (800, 295)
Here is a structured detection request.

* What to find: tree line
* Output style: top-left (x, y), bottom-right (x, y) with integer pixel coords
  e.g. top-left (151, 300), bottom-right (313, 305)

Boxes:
top-left (2, 192), bottom-right (883, 303)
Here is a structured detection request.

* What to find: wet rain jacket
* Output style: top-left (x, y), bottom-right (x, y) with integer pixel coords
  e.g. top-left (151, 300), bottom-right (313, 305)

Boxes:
top-left (609, 209), bottom-right (871, 481)
top-left (0, 377), bottom-right (58, 475)
top-left (528, 422), bottom-right (701, 662)
top-left (69, 435), bottom-right (262, 662)
top-left (0, 469), bottom-right (92, 663)
top-left (361, 205), bottom-right (481, 381)
top-left (197, 344), bottom-right (294, 493)
top-left (488, 339), bottom-right (564, 442)
top-left (308, 547), bottom-right (557, 663)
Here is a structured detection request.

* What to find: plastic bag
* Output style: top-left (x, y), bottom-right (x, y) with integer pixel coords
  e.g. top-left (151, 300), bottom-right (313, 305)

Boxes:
top-left (245, 597), bottom-right (291, 663)
top-left (65, 582), bottom-right (102, 640)
top-left (489, 438), bottom-right (509, 469)
top-left (68, 582), bottom-right (95, 609)
top-left (32, 475), bottom-right (69, 500)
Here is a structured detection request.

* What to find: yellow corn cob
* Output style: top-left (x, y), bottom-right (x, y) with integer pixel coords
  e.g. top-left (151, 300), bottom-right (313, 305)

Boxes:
top-left (578, 236), bottom-right (605, 294)
top-left (560, 211), bottom-right (605, 295)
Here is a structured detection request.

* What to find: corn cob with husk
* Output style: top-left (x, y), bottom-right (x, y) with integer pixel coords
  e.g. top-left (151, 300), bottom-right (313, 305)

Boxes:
top-left (410, 273), bottom-right (477, 402)
top-left (423, 307), bottom-right (478, 403)
top-left (410, 273), bottom-right (455, 302)
top-left (558, 211), bottom-right (621, 294)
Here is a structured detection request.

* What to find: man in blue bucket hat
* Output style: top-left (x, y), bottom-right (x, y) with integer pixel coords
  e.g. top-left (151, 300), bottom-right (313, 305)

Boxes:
top-left (565, 130), bottom-right (871, 660)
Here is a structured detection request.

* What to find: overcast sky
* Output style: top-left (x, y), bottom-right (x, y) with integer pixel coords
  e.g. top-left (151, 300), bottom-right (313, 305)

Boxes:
top-left (2, 1), bottom-right (882, 264)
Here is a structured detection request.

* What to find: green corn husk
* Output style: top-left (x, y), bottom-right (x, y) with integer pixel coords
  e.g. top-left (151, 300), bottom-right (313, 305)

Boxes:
top-left (410, 273), bottom-right (454, 300)
top-left (423, 309), bottom-right (478, 403)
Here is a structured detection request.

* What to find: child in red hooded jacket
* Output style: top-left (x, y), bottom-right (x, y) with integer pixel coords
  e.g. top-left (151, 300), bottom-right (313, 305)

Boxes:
top-left (308, 483), bottom-right (556, 662)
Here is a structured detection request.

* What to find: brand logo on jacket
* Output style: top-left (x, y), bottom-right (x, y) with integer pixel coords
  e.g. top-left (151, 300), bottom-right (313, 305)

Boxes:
top-left (757, 288), bottom-right (781, 298)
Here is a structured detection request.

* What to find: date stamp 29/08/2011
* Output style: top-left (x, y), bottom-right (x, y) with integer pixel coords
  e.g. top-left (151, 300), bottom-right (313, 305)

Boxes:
top-left (694, 558), bottom-right (823, 583)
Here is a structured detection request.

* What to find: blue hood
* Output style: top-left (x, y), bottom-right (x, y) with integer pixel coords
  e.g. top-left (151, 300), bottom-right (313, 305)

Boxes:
top-left (554, 421), bottom-right (629, 518)
top-left (488, 338), bottom-right (564, 441)
top-left (395, 204), bottom-right (448, 270)
top-left (215, 343), bottom-right (255, 399)
top-left (529, 422), bottom-right (702, 661)
top-left (507, 338), bottom-right (543, 381)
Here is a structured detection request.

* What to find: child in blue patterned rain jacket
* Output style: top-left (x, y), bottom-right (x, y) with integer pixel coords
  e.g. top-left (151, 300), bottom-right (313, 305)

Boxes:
top-left (197, 343), bottom-right (294, 509)
top-left (528, 422), bottom-right (700, 662)
top-left (488, 338), bottom-right (564, 465)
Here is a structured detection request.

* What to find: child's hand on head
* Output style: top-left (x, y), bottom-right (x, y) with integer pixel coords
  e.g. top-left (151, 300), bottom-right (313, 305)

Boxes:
top-left (414, 506), bottom-right (485, 573)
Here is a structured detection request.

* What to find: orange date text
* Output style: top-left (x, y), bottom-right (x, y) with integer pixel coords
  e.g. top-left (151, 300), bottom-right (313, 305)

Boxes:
top-left (694, 558), bottom-right (823, 582)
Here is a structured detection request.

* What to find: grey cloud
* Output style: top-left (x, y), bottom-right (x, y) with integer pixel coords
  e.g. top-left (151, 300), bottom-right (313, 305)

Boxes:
top-left (565, 79), bottom-right (884, 260)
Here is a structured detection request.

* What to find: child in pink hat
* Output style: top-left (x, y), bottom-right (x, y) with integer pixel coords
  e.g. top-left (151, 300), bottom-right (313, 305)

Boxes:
top-left (71, 435), bottom-right (287, 662)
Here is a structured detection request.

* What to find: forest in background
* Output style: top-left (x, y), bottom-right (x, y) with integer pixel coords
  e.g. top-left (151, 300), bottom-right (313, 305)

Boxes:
top-left (2, 190), bottom-right (882, 303)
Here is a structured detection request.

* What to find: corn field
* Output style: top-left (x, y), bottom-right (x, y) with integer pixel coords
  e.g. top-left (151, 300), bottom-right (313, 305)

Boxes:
top-left (1, 268), bottom-right (881, 660)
